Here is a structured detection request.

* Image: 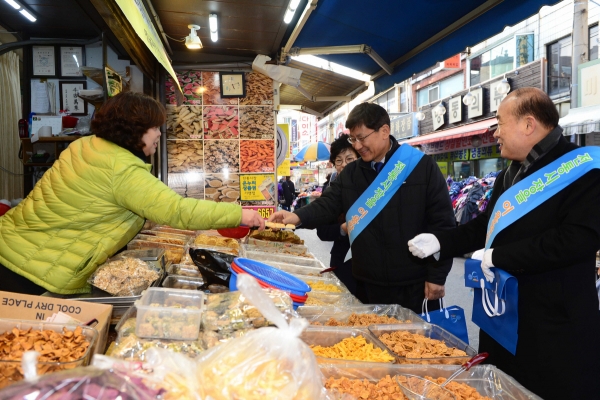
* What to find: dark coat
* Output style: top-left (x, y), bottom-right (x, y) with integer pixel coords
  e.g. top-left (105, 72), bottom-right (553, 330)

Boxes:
top-left (295, 138), bottom-right (455, 288)
top-left (282, 180), bottom-right (295, 205)
top-left (436, 136), bottom-right (600, 400)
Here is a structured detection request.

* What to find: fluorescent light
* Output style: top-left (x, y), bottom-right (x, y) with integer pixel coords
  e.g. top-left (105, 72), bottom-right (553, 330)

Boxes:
top-left (283, 0), bottom-right (301, 23)
top-left (5, 0), bottom-right (20, 10)
top-left (209, 14), bottom-right (218, 42)
top-left (19, 9), bottom-right (36, 22)
top-left (291, 55), bottom-right (372, 82)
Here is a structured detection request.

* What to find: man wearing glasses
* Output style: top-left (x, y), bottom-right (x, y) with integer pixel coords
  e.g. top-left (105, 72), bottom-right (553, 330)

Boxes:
top-left (269, 103), bottom-right (455, 312)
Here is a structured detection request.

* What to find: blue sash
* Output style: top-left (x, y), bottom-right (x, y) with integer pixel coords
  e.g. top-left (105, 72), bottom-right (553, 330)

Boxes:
top-left (345, 145), bottom-right (424, 261)
top-left (468, 146), bottom-right (600, 354)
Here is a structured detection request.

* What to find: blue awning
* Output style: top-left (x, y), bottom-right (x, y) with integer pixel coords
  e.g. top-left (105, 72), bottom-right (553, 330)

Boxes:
top-left (292, 0), bottom-right (561, 95)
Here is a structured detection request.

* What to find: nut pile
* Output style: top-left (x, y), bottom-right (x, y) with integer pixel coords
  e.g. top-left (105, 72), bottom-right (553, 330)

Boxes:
top-left (90, 257), bottom-right (160, 296)
top-left (203, 71), bottom-right (238, 105)
top-left (204, 174), bottom-right (240, 203)
top-left (240, 140), bottom-right (274, 172)
top-left (167, 140), bottom-right (204, 173)
top-left (239, 106), bottom-right (274, 139)
top-left (167, 105), bottom-right (203, 139)
top-left (204, 141), bottom-right (239, 173)
top-left (0, 326), bottom-right (91, 388)
top-left (203, 106), bottom-right (239, 139)
top-left (240, 72), bottom-right (273, 105)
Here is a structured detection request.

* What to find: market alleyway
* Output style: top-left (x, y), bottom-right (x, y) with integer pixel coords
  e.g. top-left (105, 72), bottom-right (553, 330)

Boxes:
top-left (295, 228), bottom-right (480, 350)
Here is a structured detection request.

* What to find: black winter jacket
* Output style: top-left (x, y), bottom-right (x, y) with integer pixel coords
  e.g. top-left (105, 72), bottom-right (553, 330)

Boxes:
top-left (295, 138), bottom-right (455, 286)
top-left (436, 136), bottom-right (600, 400)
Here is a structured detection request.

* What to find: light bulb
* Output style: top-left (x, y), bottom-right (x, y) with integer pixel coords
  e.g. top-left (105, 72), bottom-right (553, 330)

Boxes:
top-left (435, 103), bottom-right (446, 116)
top-left (463, 92), bottom-right (474, 106)
top-left (498, 78), bottom-right (511, 95)
top-left (416, 111), bottom-right (425, 121)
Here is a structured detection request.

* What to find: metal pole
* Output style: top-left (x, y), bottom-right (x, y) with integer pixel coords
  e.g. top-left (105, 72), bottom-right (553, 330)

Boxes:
top-left (571, 0), bottom-right (589, 145)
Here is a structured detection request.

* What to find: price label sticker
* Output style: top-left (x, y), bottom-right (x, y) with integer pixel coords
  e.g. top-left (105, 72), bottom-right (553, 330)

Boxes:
top-left (244, 206), bottom-right (275, 219)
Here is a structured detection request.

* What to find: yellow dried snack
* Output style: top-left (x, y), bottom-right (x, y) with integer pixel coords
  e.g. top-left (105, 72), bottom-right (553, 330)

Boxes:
top-left (307, 281), bottom-right (342, 293)
top-left (310, 335), bottom-right (395, 363)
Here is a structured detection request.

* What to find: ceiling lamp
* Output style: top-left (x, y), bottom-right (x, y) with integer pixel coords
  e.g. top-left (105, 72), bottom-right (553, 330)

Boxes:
top-left (185, 24), bottom-right (203, 50)
top-left (209, 14), bottom-right (218, 42)
top-left (283, 0), bottom-right (301, 23)
top-left (4, 0), bottom-right (37, 21)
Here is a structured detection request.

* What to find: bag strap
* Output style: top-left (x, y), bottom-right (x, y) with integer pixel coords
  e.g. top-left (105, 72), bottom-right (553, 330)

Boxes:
top-left (480, 278), bottom-right (506, 317)
top-left (422, 297), bottom-right (450, 321)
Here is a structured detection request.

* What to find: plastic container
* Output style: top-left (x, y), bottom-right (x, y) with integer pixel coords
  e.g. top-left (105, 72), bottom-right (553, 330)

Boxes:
top-left (127, 239), bottom-right (186, 264)
top-left (301, 291), bottom-right (360, 307)
top-left (301, 327), bottom-right (395, 364)
top-left (133, 233), bottom-right (190, 246)
top-left (298, 304), bottom-right (423, 326)
top-left (232, 258), bottom-right (310, 296)
top-left (245, 238), bottom-right (309, 255)
top-left (162, 275), bottom-right (204, 290)
top-left (135, 288), bottom-right (204, 340)
top-left (243, 250), bottom-right (322, 267)
top-left (299, 275), bottom-right (349, 294)
top-left (319, 362), bottom-right (542, 400)
top-left (0, 319), bottom-right (98, 387)
top-left (266, 260), bottom-right (331, 277)
top-left (167, 264), bottom-right (202, 278)
top-left (368, 324), bottom-right (477, 365)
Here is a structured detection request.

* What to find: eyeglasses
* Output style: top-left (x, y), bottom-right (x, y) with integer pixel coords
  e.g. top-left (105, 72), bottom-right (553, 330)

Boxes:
top-left (347, 129), bottom-right (378, 145)
top-left (334, 156), bottom-right (357, 166)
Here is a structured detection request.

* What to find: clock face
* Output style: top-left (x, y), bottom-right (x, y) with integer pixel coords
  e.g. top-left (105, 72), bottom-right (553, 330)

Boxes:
top-left (221, 73), bottom-right (245, 97)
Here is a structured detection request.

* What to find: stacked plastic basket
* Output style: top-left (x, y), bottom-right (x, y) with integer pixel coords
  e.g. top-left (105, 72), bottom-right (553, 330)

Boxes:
top-left (229, 257), bottom-right (311, 309)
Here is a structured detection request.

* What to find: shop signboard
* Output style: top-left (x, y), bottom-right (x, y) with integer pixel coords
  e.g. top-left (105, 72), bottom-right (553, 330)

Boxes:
top-left (299, 114), bottom-right (311, 149)
top-left (390, 113), bottom-right (418, 140)
top-left (243, 206), bottom-right (276, 219)
top-left (443, 54), bottom-right (461, 69)
top-left (421, 136), bottom-right (473, 155)
top-left (437, 162), bottom-right (448, 176)
top-left (240, 174), bottom-right (276, 201)
top-left (291, 119), bottom-right (298, 142)
top-left (432, 104), bottom-right (445, 131)
top-left (579, 59), bottom-right (600, 107)
top-left (115, 0), bottom-right (182, 94)
top-left (468, 87), bottom-right (483, 119)
top-left (449, 149), bottom-right (469, 161)
top-left (470, 144), bottom-right (501, 160)
top-left (489, 81), bottom-right (508, 112)
top-left (448, 97), bottom-right (462, 124)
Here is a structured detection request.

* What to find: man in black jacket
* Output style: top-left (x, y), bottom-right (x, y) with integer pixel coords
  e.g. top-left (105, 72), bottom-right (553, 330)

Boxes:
top-left (409, 88), bottom-right (600, 399)
top-left (269, 103), bottom-right (455, 313)
top-left (281, 176), bottom-right (295, 211)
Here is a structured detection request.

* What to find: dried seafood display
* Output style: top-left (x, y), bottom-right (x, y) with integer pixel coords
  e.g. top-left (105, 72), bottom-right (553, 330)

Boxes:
top-left (167, 140), bottom-right (204, 173)
top-left (239, 106), bottom-right (274, 139)
top-left (203, 72), bottom-right (238, 105)
top-left (248, 229), bottom-right (303, 244)
top-left (240, 72), bottom-right (273, 105)
top-left (203, 106), bottom-right (239, 139)
top-left (204, 173), bottom-right (240, 203)
top-left (166, 105), bottom-right (203, 139)
top-left (204, 140), bottom-right (239, 173)
top-left (240, 140), bottom-right (274, 172)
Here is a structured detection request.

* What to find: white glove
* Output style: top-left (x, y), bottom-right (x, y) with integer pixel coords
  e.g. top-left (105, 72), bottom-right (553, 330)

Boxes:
top-left (408, 234), bottom-right (441, 259)
top-left (481, 249), bottom-right (495, 283)
top-left (471, 248), bottom-right (485, 261)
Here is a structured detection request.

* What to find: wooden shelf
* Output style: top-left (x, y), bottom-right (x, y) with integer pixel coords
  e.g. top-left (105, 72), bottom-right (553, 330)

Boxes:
top-left (21, 136), bottom-right (82, 166)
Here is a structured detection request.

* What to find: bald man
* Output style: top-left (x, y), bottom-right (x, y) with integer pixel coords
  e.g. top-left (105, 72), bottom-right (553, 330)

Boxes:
top-left (409, 87), bottom-right (600, 399)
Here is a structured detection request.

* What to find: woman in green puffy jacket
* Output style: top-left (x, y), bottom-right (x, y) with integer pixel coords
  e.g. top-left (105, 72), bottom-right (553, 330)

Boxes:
top-left (0, 92), bottom-right (264, 295)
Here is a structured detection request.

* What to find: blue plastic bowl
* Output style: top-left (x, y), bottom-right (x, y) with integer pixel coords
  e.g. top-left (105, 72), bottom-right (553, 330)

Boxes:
top-left (229, 270), bottom-right (238, 291)
top-left (233, 258), bottom-right (311, 296)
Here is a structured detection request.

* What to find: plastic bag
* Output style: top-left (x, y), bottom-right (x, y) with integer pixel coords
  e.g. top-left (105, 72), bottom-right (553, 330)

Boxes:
top-left (189, 248), bottom-right (235, 289)
top-left (195, 274), bottom-right (326, 399)
top-left (0, 364), bottom-right (162, 400)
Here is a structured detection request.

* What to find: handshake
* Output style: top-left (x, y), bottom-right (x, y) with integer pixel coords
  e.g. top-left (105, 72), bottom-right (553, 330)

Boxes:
top-left (408, 234), bottom-right (495, 283)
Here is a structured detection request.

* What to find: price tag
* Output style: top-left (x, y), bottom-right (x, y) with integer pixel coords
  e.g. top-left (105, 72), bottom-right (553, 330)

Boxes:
top-left (244, 206), bottom-right (275, 219)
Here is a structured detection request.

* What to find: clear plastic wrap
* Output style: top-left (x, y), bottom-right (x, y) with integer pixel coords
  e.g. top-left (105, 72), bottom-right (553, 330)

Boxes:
top-left (0, 366), bottom-right (162, 400)
top-left (87, 257), bottom-right (162, 296)
top-left (195, 274), bottom-right (326, 399)
top-left (243, 243), bottom-right (315, 258)
top-left (319, 362), bottom-right (542, 400)
top-left (301, 291), bottom-right (361, 307)
top-left (167, 263), bottom-right (202, 278)
top-left (243, 249), bottom-right (321, 266)
top-left (298, 304), bottom-right (422, 326)
top-left (299, 275), bottom-right (349, 294)
top-left (127, 240), bottom-right (186, 264)
top-left (201, 288), bottom-right (294, 349)
top-left (368, 324), bottom-right (477, 365)
top-left (162, 275), bottom-right (204, 290)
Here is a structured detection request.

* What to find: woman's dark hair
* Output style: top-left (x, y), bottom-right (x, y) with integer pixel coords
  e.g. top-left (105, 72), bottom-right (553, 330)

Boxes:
top-left (345, 102), bottom-right (390, 131)
top-left (91, 92), bottom-right (166, 153)
top-left (329, 133), bottom-right (358, 163)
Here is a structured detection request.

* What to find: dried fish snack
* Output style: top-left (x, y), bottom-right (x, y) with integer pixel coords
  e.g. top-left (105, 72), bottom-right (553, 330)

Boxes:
top-left (204, 140), bottom-right (239, 173)
top-left (240, 140), bottom-right (274, 172)
top-left (239, 106), bottom-right (274, 139)
top-left (167, 140), bottom-right (204, 174)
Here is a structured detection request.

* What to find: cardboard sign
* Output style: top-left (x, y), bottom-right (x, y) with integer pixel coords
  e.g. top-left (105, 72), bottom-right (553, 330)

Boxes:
top-left (0, 291), bottom-right (112, 355)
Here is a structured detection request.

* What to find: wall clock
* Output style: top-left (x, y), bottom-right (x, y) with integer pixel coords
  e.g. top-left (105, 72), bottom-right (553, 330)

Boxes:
top-left (219, 72), bottom-right (246, 98)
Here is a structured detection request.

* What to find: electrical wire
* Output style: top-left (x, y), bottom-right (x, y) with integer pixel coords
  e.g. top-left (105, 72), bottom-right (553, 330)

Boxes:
top-left (0, 165), bottom-right (31, 176)
top-left (165, 34), bottom-right (185, 43)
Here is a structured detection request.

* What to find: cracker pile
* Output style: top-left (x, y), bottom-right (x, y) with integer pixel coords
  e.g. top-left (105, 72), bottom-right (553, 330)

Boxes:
top-left (378, 331), bottom-right (467, 359)
top-left (310, 335), bottom-right (395, 363)
top-left (313, 313), bottom-right (412, 327)
top-left (325, 375), bottom-right (406, 400)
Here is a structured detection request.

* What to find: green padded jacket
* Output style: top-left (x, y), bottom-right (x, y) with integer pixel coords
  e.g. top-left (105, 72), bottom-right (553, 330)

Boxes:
top-left (0, 135), bottom-right (241, 294)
